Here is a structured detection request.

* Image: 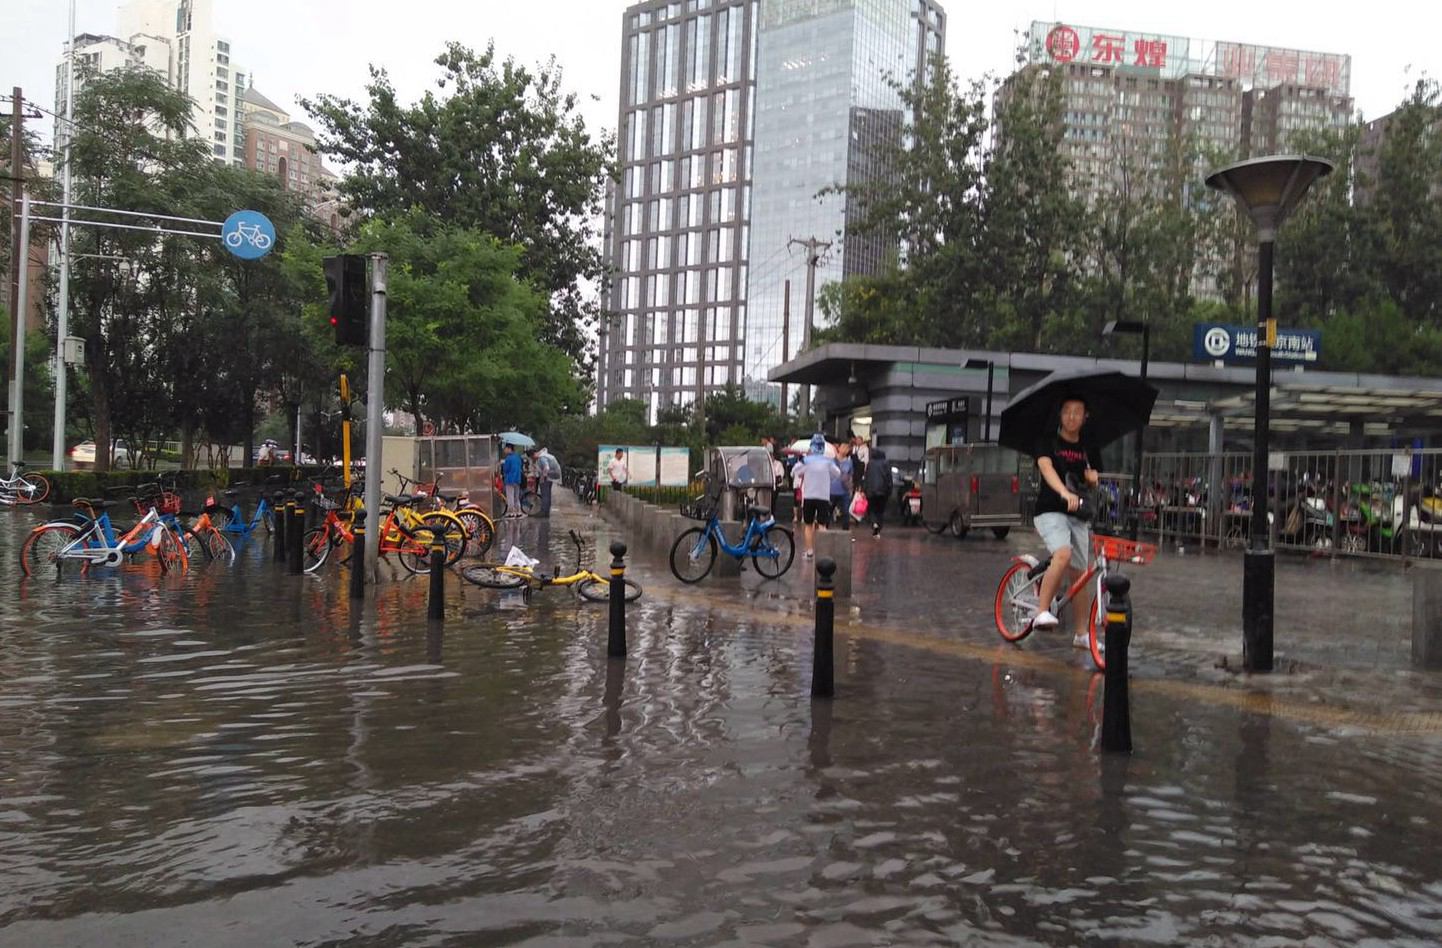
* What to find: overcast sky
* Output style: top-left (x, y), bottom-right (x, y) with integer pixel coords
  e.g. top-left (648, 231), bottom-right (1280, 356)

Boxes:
top-left (4, 0), bottom-right (1436, 153)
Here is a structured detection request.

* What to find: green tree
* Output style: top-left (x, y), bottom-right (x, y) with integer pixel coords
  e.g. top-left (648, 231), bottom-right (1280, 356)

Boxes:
top-left (302, 43), bottom-right (615, 366)
top-left (345, 214), bottom-right (584, 434)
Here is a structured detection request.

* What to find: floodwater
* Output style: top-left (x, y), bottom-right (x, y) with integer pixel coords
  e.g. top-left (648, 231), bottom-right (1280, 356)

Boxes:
top-left (2, 502), bottom-right (1442, 945)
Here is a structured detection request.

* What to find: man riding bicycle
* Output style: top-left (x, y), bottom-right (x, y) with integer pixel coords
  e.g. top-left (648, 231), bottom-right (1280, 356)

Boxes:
top-left (1031, 395), bottom-right (1102, 647)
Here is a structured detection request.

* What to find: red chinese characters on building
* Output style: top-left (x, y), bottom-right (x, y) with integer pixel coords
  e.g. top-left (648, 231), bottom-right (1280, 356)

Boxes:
top-left (1091, 32), bottom-right (1126, 64)
top-left (1218, 43), bottom-right (1257, 80)
top-left (1046, 25), bottom-right (1080, 63)
top-left (1264, 48), bottom-right (1301, 85)
top-left (1133, 38), bottom-right (1167, 68)
top-left (1304, 54), bottom-right (1342, 93)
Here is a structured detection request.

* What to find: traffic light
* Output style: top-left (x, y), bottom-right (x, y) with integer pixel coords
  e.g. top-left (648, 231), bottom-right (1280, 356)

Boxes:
top-left (324, 254), bottom-right (368, 346)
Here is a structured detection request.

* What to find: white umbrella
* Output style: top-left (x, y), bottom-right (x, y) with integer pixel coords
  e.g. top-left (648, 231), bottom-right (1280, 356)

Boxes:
top-left (785, 438), bottom-right (836, 458)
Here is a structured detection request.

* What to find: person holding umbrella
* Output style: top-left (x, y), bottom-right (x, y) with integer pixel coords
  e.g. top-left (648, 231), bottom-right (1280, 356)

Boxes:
top-left (998, 369), bottom-right (1158, 647)
top-left (1030, 395), bottom-right (1103, 645)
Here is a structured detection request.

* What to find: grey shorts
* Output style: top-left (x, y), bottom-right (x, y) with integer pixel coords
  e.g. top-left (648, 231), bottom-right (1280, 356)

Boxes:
top-left (1034, 512), bottom-right (1090, 570)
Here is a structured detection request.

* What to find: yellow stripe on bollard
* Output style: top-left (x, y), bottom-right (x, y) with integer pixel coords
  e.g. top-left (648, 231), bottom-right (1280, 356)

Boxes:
top-left (1106, 612), bottom-right (1127, 624)
top-left (817, 590), bottom-right (834, 600)
top-left (611, 567), bottom-right (624, 577)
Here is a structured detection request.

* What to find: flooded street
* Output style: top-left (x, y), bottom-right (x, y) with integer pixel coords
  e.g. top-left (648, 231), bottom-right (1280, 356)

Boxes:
top-left (3, 502), bottom-right (1442, 945)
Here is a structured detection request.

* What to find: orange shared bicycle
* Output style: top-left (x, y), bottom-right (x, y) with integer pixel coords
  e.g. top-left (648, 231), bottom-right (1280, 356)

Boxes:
top-left (993, 532), bottom-right (1155, 670)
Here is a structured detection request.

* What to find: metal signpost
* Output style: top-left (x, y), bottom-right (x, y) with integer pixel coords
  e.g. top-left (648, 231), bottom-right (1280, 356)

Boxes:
top-left (362, 254), bottom-right (389, 584)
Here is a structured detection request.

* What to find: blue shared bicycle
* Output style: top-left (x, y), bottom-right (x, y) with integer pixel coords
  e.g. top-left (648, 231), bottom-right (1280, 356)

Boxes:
top-left (212, 486), bottom-right (281, 536)
top-left (669, 489), bottom-right (795, 583)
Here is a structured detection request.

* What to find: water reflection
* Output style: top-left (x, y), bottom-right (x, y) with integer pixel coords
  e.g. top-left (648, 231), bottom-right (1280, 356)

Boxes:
top-left (1, 511), bottom-right (1442, 944)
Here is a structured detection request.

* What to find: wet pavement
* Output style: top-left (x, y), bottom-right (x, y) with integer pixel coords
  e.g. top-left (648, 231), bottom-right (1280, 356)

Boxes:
top-left (2, 497), bottom-right (1442, 945)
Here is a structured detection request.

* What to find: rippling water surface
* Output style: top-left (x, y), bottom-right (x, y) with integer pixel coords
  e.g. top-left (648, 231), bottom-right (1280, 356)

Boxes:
top-left (1, 508), bottom-right (1441, 945)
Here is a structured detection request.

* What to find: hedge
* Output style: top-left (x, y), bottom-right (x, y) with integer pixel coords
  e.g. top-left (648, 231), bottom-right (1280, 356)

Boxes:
top-left (38, 465), bottom-right (339, 506)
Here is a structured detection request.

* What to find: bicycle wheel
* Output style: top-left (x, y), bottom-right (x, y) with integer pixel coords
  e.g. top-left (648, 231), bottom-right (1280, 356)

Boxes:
top-left (576, 576), bottom-right (643, 602)
top-left (154, 526), bottom-right (189, 575)
top-left (519, 491), bottom-right (541, 516)
top-left (669, 527), bottom-right (718, 583)
top-left (456, 508), bottom-right (495, 557)
top-left (399, 524), bottom-right (453, 574)
top-left (1088, 579), bottom-right (1108, 671)
top-left (994, 561), bottom-right (1041, 642)
top-left (16, 473), bottom-right (50, 504)
top-left (461, 563), bottom-right (527, 588)
top-left (751, 524), bottom-right (796, 579)
top-left (20, 523), bottom-right (82, 577)
top-left (302, 526), bottom-right (333, 572)
top-left (202, 528), bottom-right (237, 566)
top-left (419, 512), bottom-right (468, 564)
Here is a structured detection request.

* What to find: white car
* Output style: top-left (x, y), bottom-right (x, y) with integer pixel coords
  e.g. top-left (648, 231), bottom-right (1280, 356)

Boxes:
top-left (68, 440), bottom-right (133, 469)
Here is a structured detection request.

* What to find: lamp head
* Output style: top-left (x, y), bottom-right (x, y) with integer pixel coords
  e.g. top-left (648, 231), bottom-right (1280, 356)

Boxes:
top-left (1205, 155), bottom-right (1334, 241)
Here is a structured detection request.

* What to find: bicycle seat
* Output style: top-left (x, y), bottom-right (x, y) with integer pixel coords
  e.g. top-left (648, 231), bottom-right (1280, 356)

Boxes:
top-left (203, 502), bottom-right (228, 515)
top-left (10, 460), bottom-right (25, 469)
top-left (1027, 557), bottom-right (1052, 581)
top-left (72, 497), bottom-right (112, 509)
top-left (747, 506), bottom-right (772, 521)
top-left (315, 497), bottom-right (340, 512)
top-left (384, 493), bottom-right (415, 506)
top-left (437, 491), bottom-right (460, 502)
top-left (222, 488), bottom-right (240, 498)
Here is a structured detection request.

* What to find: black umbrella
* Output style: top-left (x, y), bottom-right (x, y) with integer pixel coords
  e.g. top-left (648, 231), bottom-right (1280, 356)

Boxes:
top-left (998, 369), bottom-right (1158, 456)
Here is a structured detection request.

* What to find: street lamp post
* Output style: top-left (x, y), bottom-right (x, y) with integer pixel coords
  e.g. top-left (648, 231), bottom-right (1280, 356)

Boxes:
top-left (964, 358), bottom-right (994, 442)
top-left (1104, 319), bottom-right (1150, 539)
top-left (1206, 155), bottom-right (1333, 672)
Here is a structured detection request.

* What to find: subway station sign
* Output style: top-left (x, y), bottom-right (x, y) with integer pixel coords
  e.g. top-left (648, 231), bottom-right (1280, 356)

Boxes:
top-left (1193, 323), bottom-right (1322, 364)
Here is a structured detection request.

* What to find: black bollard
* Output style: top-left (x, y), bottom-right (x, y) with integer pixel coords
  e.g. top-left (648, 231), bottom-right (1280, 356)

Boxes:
top-left (288, 498), bottom-right (304, 575)
top-left (349, 520), bottom-right (366, 599)
top-left (812, 557), bottom-right (836, 698)
top-left (1100, 574), bottom-right (1133, 754)
top-left (428, 542), bottom-right (445, 620)
top-left (607, 541), bottom-right (628, 658)
top-left (273, 493), bottom-right (288, 563)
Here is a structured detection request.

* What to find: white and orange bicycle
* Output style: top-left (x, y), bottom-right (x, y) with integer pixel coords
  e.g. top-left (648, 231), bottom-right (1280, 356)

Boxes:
top-left (993, 531), bottom-right (1154, 670)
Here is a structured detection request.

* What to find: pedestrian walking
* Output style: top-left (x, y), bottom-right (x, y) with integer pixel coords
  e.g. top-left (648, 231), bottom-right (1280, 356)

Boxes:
top-left (501, 443), bottom-right (524, 518)
top-left (863, 445), bottom-right (892, 538)
top-left (534, 445), bottom-right (561, 517)
top-left (794, 433), bottom-right (841, 560)
top-left (607, 448), bottom-right (629, 492)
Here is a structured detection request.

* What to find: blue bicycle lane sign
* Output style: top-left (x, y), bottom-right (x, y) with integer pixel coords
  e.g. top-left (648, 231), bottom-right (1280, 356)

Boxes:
top-left (221, 210), bottom-right (276, 260)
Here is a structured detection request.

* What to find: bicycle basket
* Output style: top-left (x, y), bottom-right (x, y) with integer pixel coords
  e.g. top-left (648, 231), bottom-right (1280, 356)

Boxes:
top-left (1091, 534), bottom-right (1157, 565)
top-left (679, 496), bottom-right (716, 521)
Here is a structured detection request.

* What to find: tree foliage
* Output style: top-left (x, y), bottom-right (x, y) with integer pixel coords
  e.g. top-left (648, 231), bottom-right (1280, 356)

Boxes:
top-left (301, 43), bottom-right (615, 367)
top-left (821, 53), bottom-right (1442, 375)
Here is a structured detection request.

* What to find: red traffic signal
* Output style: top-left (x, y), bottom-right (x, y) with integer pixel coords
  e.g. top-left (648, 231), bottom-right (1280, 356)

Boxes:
top-left (323, 254), bottom-right (368, 346)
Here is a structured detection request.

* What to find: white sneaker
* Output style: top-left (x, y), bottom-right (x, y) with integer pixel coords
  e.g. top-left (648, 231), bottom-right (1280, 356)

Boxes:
top-left (1032, 610), bottom-right (1060, 629)
top-left (1072, 632), bottom-right (1091, 650)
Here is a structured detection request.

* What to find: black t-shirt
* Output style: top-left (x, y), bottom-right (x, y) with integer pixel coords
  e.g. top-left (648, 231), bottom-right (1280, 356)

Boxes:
top-left (1034, 434), bottom-right (1102, 516)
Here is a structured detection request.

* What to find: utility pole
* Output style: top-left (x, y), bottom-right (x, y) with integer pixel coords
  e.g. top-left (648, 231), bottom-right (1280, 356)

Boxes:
top-left (788, 236), bottom-right (831, 425)
top-left (51, 1), bottom-right (76, 470)
top-left (780, 278), bottom-right (791, 416)
top-left (7, 86), bottom-right (23, 406)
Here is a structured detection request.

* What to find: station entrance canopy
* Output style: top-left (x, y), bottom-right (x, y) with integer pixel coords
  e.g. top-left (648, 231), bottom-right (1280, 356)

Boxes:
top-left (769, 343), bottom-right (1442, 451)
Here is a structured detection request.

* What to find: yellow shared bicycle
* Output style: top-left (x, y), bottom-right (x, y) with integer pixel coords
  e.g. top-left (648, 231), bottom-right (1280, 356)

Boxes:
top-left (461, 530), bottom-right (643, 602)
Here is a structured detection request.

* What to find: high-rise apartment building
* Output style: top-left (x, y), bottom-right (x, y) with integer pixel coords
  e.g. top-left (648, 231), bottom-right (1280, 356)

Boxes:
top-left (597, 0), bottom-right (945, 415)
top-left (240, 87), bottom-right (340, 215)
top-left (1007, 21), bottom-right (1353, 197)
top-left (56, 0), bottom-right (248, 167)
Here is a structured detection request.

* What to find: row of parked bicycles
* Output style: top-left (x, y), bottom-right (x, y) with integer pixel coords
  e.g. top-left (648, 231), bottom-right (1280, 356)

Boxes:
top-left (15, 465), bottom-right (643, 601)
